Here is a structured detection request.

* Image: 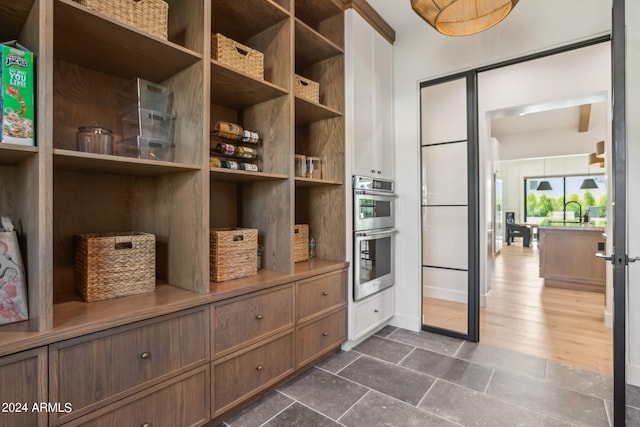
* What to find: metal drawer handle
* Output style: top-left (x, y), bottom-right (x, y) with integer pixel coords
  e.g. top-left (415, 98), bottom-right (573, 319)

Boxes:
top-left (322, 332), bottom-right (328, 337)
top-left (256, 314), bottom-right (263, 320)
top-left (322, 291), bottom-right (328, 296)
top-left (140, 352), bottom-right (151, 359)
top-left (256, 365), bottom-right (263, 371)
top-left (374, 309), bottom-right (379, 313)
top-left (141, 423), bottom-right (152, 427)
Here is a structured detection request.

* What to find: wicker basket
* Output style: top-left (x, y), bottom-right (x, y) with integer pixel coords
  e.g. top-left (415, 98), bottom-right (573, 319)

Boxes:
top-left (212, 33), bottom-right (264, 80)
top-left (294, 224), bottom-right (309, 262)
top-left (210, 228), bottom-right (258, 282)
top-left (75, 0), bottom-right (168, 39)
top-left (295, 74), bottom-right (320, 103)
top-left (74, 232), bottom-right (156, 302)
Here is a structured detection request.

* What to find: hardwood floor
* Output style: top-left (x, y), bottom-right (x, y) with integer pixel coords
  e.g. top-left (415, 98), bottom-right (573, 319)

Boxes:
top-left (423, 242), bottom-right (613, 374)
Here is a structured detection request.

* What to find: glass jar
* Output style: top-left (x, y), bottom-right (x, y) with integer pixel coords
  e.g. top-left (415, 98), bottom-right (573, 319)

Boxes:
top-left (77, 122), bottom-right (114, 154)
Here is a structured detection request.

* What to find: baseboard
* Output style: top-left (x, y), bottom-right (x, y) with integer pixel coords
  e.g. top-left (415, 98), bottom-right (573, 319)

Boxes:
top-left (389, 312), bottom-right (420, 332)
top-left (628, 363), bottom-right (640, 387)
top-left (605, 308), bottom-right (613, 328)
top-left (423, 287), bottom-right (467, 303)
top-left (342, 321), bottom-right (391, 350)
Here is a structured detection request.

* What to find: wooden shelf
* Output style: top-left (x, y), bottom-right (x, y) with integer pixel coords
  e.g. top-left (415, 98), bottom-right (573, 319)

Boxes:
top-left (295, 177), bottom-right (343, 187)
top-left (210, 168), bottom-right (288, 183)
top-left (295, 96), bottom-right (342, 125)
top-left (53, 0), bottom-right (202, 82)
top-left (295, 0), bottom-right (343, 29)
top-left (212, 0), bottom-right (289, 43)
top-left (211, 60), bottom-right (288, 109)
top-left (295, 19), bottom-right (343, 69)
top-left (0, 0), bottom-right (34, 41)
top-left (0, 143), bottom-right (38, 166)
top-left (53, 149), bottom-right (201, 176)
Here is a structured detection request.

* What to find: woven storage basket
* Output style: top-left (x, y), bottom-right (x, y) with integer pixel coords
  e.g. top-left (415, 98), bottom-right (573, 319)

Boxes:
top-left (212, 33), bottom-right (264, 80)
top-left (75, 0), bottom-right (168, 40)
top-left (210, 228), bottom-right (258, 282)
top-left (294, 74), bottom-right (320, 103)
top-left (293, 224), bottom-right (309, 262)
top-left (74, 232), bottom-right (156, 302)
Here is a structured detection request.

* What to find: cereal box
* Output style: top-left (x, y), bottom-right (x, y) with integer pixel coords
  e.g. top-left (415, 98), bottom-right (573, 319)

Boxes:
top-left (0, 41), bottom-right (35, 146)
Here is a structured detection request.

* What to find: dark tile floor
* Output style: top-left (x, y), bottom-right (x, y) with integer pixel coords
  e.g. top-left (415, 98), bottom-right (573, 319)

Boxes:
top-left (219, 326), bottom-right (637, 427)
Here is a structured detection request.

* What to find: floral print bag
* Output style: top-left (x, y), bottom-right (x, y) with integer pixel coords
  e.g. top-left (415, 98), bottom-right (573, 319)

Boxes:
top-left (0, 231), bottom-right (28, 324)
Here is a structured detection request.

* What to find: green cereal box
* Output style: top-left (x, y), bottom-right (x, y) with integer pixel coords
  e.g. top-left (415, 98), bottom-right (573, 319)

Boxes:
top-left (0, 41), bottom-right (35, 146)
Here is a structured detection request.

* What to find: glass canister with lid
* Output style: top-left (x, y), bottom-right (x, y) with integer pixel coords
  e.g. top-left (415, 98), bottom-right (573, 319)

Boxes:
top-left (77, 122), bottom-right (114, 155)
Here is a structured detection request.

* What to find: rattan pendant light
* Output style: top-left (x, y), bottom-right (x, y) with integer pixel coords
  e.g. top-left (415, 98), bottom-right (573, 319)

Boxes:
top-left (410, 0), bottom-right (519, 36)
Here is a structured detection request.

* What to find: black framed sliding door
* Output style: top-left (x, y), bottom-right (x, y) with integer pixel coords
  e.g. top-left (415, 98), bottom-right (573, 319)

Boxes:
top-left (419, 72), bottom-right (479, 341)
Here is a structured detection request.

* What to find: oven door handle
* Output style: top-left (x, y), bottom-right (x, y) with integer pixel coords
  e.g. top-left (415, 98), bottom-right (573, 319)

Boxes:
top-left (354, 189), bottom-right (398, 198)
top-left (355, 229), bottom-right (397, 238)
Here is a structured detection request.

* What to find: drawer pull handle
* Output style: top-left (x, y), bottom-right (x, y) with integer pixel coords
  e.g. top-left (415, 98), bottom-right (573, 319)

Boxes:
top-left (374, 309), bottom-right (379, 313)
top-left (256, 365), bottom-right (263, 371)
top-left (256, 314), bottom-right (263, 320)
top-left (322, 291), bottom-right (328, 296)
top-left (322, 332), bottom-right (328, 337)
top-left (140, 352), bottom-right (151, 359)
top-left (141, 423), bottom-right (152, 427)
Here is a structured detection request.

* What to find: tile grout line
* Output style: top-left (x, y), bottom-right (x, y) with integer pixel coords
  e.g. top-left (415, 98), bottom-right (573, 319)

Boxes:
top-left (452, 339), bottom-right (465, 358)
top-left (315, 353), bottom-right (362, 376)
top-left (256, 400), bottom-right (296, 427)
top-left (603, 398), bottom-right (612, 427)
top-left (482, 368), bottom-right (496, 394)
top-left (416, 377), bottom-right (438, 408)
top-left (397, 346), bottom-right (417, 365)
top-left (336, 389), bottom-right (373, 424)
top-left (379, 333), bottom-right (464, 359)
top-left (288, 398), bottom-right (349, 426)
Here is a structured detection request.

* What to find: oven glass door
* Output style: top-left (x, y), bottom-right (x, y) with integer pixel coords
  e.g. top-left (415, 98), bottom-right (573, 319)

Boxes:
top-left (354, 191), bottom-right (395, 231)
top-left (354, 229), bottom-right (395, 300)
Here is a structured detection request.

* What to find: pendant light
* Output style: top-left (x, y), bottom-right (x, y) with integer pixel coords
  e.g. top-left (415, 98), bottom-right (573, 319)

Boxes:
top-left (410, 0), bottom-right (519, 36)
top-left (536, 158), bottom-right (552, 191)
top-left (580, 153), bottom-right (599, 189)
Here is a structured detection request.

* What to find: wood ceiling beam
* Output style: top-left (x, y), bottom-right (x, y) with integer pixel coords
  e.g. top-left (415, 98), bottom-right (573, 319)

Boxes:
top-left (578, 104), bottom-right (592, 132)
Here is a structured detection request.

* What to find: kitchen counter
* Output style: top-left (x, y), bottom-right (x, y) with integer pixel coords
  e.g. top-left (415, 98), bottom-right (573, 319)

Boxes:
top-left (538, 226), bottom-right (606, 293)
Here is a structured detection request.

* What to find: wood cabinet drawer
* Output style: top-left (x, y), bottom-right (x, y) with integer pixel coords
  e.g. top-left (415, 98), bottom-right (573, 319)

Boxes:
top-left (297, 269), bottom-right (347, 322)
top-left (213, 332), bottom-right (294, 416)
top-left (65, 365), bottom-right (210, 427)
top-left (50, 306), bottom-right (210, 425)
top-left (296, 308), bottom-right (346, 368)
top-left (212, 285), bottom-right (294, 357)
top-left (353, 287), bottom-right (394, 339)
top-left (0, 347), bottom-right (48, 427)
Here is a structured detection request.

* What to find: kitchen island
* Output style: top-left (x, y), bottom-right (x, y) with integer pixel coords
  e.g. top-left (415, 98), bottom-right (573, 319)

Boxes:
top-left (538, 222), bottom-right (606, 293)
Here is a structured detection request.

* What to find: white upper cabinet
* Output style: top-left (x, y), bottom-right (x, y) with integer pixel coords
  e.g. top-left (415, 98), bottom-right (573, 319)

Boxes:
top-left (346, 9), bottom-right (394, 180)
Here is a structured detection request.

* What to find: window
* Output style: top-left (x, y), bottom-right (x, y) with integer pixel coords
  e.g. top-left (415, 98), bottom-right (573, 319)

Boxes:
top-left (524, 175), bottom-right (607, 224)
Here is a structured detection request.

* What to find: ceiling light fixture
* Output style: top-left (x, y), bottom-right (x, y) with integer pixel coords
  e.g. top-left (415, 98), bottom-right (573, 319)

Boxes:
top-left (536, 158), bottom-right (552, 191)
top-left (410, 0), bottom-right (519, 36)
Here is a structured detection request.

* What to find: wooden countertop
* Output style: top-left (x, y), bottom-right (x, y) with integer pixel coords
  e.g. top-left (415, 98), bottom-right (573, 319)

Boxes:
top-left (0, 259), bottom-right (349, 357)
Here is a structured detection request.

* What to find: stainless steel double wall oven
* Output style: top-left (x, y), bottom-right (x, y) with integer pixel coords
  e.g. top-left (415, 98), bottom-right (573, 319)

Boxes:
top-left (353, 175), bottom-right (396, 301)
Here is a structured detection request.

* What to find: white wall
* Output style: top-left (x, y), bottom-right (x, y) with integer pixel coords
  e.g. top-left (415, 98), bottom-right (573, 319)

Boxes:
top-left (626, 0), bottom-right (640, 386)
top-left (390, 0), bottom-right (611, 332)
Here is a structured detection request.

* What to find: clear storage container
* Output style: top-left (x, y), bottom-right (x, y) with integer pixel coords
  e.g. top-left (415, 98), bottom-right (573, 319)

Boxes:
top-left (294, 154), bottom-right (306, 177)
top-left (305, 156), bottom-right (321, 179)
top-left (118, 78), bottom-right (173, 113)
top-left (121, 108), bottom-right (174, 142)
top-left (116, 136), bottom-right (174, 161)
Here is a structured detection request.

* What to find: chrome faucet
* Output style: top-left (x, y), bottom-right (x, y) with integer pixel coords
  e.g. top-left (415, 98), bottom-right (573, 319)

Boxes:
top-left (563, 200), bottom-right (582, 222)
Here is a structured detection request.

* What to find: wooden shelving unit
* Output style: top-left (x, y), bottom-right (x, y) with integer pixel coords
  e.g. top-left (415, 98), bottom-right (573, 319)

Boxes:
top-left (0, 0), bottom-right (346, 388)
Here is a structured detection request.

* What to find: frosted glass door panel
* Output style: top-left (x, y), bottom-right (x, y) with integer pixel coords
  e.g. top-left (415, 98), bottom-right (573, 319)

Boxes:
top-left (422, 207), bottom-right (468, 270)
top-left (421, 79), bottom-right (467, 145)
top-left (421, 142), bottom-right (468, 206)
top-left (422, 267), bottom-right (468, 334)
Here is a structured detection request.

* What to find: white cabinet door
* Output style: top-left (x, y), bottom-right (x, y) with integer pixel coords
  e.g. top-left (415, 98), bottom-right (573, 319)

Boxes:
top-left (349, 10), bottom-right (394, 179)
top-left (351, 11), bottom-right (376, 177)
top-left (373, 29), bottom-right (394, 179)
